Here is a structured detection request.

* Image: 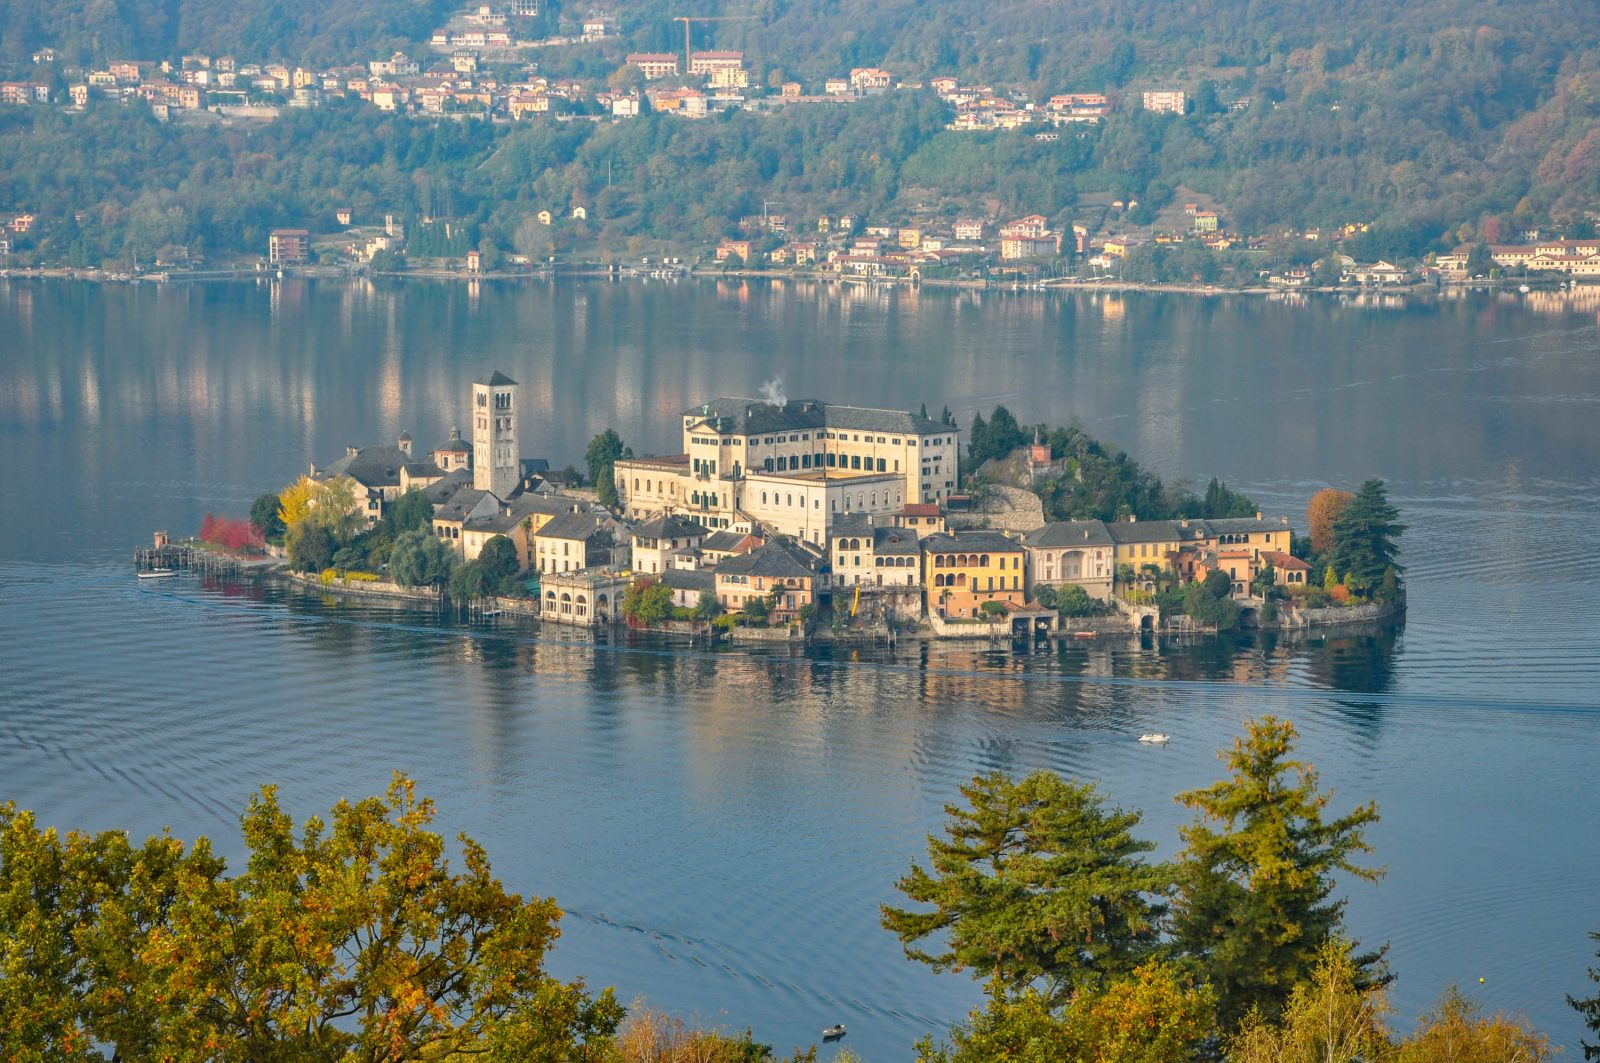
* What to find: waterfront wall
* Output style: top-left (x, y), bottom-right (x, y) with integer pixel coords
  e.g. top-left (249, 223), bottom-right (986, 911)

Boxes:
top-left (286, 571), bottom-right (442, 604)
top-left (1279, 597), bottom-right (1405, 628)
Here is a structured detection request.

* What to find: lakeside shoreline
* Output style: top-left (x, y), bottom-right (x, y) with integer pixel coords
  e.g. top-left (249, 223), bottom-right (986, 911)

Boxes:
top-left (165, 552), bottom-right (1405, 643)
top-left (1, 263), bottom-right (1572, 300)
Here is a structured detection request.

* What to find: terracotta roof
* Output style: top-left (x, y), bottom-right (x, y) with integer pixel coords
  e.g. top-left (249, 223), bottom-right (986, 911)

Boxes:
top-left (1260, 550), bottom-right (1310, 571)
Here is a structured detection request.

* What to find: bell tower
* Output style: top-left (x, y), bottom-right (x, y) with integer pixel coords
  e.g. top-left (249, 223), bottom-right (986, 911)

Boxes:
top-left (471, 370), bottom-right (519, 497)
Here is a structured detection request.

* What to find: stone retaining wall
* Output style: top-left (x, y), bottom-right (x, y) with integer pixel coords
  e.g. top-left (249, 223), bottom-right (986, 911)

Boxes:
top-left (1277, 597), bottom-right (1405, 629)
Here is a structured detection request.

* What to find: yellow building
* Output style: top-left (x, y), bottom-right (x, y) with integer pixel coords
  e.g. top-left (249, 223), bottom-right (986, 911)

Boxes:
top-left (1105, 519), bottom-right (1187, 574)
top-left (922, 531), bottom-right (1026, 619)
top-left (1195, 515), bottom-right (1293, 560)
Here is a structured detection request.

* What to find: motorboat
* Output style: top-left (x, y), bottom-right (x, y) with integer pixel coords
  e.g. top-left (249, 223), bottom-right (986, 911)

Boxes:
top-left (1138, 733), bottom-right (1171, 744)
top-left (821, 1024), bottom-right (847, 1040)
top-left (136, 569), bottom-right (177, 580)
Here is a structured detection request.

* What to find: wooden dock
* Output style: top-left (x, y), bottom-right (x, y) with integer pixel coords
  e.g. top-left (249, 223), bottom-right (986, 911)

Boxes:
top-left (133, 535), bottom-right (262, 579)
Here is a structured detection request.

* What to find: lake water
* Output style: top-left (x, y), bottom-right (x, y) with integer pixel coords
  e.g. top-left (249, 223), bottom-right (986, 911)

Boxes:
top-left (2, 276), bottom-right (1598, 1059)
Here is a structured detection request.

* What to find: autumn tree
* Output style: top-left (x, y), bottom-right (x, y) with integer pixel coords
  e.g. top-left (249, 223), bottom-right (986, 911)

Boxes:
top-left (1307, 487), bottom-right (1354, 554)
top-left (1228, 938), bottom-right (1392, 1063)
top-left (1172, 717), bottom-right (1385, 1029)
top-left (283, 475), bottom-right (365, 570)
top-left (915, 963), bottom-right (1213, 1063)
top-left (277, 475), bottom-right (315, 529)
top-left (0, 777), bottom-right (622, 1060)
top-left (882, 771), bottom-right (1171, 1006)
top-left (620, 578), bottom-right (674, 626)
top-left (1394, 984), bottom-right (1555, 1062)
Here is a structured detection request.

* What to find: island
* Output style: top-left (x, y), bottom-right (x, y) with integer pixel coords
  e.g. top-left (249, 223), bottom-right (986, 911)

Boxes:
top-left (142, 369), bottom-right (1406, 642)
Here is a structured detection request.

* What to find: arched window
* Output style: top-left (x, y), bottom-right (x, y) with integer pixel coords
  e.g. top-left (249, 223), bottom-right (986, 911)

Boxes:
top-left (633, 479), bottom-right (639, 491)
top-left (956, 573), bottom-right (967, 586)
top-left (980, 555), bottom-right (990, 567)
top-left (877, 458), bottom-right (886, 472)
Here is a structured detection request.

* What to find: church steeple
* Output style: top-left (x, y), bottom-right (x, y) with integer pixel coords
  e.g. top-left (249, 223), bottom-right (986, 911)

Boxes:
top-left (471, 372), bottom-right (519, 497)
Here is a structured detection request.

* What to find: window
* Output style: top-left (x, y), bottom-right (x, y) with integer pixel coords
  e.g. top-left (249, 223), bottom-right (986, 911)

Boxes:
top-left (877, 458), bottom-right (886, 472)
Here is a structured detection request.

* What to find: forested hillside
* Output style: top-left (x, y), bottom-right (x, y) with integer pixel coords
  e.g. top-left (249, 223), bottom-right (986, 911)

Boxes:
top-left (2, 0), bottom-right (1599, 264)
top-left (0, 0), bottom-right (456, 68)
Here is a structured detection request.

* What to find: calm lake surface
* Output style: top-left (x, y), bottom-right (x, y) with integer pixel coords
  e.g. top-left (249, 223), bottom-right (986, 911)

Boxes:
top-left (2, 276), bottom-right (1598, 1059)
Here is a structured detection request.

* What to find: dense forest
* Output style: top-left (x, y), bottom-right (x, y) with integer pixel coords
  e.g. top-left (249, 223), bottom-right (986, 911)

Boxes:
top-left (2, 0), bottom-right (1599, 263)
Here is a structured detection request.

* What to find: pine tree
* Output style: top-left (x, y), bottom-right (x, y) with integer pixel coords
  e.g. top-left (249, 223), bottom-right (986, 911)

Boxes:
top-left (1172, 717), bottom-right (1385, 1030)
top-left (882, 771), bottom-right (1172, 1006)
top-left (1571, 931), bottom-right (1600, 1060)
top-left (1326, 479), bottom-right (1405, 591)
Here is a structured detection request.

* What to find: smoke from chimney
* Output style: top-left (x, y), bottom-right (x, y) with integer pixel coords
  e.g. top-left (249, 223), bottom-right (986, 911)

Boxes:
top-left (759, 376), bottom-right (787, 407)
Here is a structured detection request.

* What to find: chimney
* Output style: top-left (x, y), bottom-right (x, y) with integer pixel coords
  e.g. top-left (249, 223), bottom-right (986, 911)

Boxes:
top-left (1180, 517), bottom-right (1189, 528)
top-left (346, 445), bottom-right (358, 457)
top-left (1255, 511), bottom-right (1263, 521)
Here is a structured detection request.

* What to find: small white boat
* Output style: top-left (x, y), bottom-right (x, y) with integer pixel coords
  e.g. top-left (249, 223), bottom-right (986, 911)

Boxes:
top-left (1519, 284), bottom-right (1531, 293)
top-left (1138, 733), bottom-right (1170, 744)
top-left (821, 1023), bottom-right (847, 1040)
top-left (137, 569), bottom-right (177, 580)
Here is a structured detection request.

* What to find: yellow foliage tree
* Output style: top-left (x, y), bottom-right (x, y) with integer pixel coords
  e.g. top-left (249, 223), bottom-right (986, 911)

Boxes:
top-left (1391, 985), bottom-right (1554, 1062)
top-left (1229, 939), bottom-right (1392, 1063)
top-left (916, 963), bottom-right (1213, 1063)
top-left (277, 475), bottom-right (314, 529)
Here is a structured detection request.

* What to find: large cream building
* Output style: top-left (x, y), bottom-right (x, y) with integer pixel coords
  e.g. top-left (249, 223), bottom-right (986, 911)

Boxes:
top-left (615, 398), bottom-right (961, 545)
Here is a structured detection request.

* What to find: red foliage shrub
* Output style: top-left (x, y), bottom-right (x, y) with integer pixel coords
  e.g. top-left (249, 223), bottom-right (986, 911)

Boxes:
top-left (200, 514), bottom-right (266, 554)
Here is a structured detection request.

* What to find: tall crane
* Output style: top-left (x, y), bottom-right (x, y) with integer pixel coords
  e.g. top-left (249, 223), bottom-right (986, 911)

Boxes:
top-left (672, 14), bottom-right (756, 77)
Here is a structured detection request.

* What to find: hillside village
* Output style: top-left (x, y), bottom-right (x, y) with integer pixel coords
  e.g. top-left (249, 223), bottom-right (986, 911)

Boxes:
top-left (274, 370), bottom-right (1396, 641)
top-left (7, 2), bottom-right (1592, 285)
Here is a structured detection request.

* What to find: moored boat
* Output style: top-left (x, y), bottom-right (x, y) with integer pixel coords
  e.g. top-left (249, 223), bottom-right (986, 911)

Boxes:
top-left (1138, 733), bottom-right (1170, 743)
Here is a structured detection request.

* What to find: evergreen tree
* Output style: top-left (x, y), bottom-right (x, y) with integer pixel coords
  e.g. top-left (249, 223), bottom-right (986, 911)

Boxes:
top-left (882, 771), bottom-right (1171, 1005)
top-left (250, 492), bottom-right (286, 540)
top-left (1572, 931), bottom-right (1600, 1060)
top-left (1326, 479), bottom-right (1405, 591)
top-left (1172, 717), bottom-right (1385, 1030)
top-left (586, 429), bottom-right (626, 510)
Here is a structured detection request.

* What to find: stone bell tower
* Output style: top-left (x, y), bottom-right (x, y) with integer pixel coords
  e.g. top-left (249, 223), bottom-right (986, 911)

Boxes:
top-left (471, 370), bottom-right (519, 497)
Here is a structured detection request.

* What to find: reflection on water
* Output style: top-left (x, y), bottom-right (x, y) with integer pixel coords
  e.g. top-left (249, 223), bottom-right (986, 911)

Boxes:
top-left (2, 279), bottom-right (1599, 1056)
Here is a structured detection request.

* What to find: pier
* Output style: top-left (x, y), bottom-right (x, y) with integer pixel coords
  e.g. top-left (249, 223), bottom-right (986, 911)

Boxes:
top-left (133, 531), bottom-right (266, 579)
